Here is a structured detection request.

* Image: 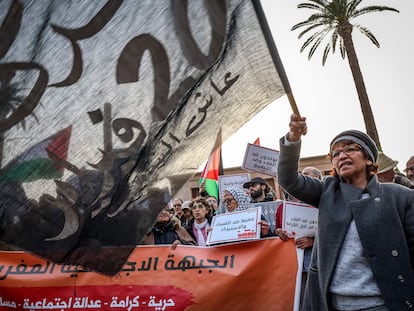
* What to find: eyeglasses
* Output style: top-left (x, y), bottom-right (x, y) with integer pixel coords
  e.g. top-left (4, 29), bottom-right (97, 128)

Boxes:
top-left (192, 203), bottom-right (206, 209)
top-left (173, 204), bottom-right (182, 207)
top-left (330, 144), bottom-right (362, 159)
top-left (404, 166), bottom-right (414, 173)
top-left (207, 200), bottom-right (217, 205)
top-left (223, 198), bottom-right (235, 204)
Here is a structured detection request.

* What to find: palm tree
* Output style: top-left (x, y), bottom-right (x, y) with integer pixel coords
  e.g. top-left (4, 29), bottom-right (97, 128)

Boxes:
top-left (291, 0), bottom-right (398, 150)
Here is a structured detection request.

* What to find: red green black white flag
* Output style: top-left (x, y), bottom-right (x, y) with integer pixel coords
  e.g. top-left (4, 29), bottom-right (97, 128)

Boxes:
top-left (0, 126), bottom-right (72, 183)
top-left (200, 129), bottom-right (224, 200)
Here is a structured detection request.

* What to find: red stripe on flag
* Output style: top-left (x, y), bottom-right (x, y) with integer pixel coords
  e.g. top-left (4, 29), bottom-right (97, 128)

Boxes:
top-left (201, 129), bottom-right (223, 182)
top-left (204, 146), bottom-right (221, 180)
top-left (46, 126), bottom-right (72, 161)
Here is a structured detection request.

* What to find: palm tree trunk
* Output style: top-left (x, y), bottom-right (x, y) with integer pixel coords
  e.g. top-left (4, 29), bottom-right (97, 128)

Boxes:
top-left (0, 132), bottom-right (3, 167)
top-left (0, 109), bottom-right (5, 168)
top-left (339, 21), bottom-right (382, 150)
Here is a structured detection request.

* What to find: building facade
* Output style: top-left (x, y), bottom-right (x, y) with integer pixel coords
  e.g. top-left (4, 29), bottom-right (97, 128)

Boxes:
top-left (173, 154), bottom-right (332, 201)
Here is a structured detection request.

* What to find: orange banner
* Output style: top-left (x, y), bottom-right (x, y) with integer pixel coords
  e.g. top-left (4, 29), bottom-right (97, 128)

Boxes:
top-left (0, 238), bottom-right (297, 311)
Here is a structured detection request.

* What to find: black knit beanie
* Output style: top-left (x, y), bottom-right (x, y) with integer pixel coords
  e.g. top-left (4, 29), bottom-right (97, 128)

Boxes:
top-left (330, 130), bottom-right (378, 162)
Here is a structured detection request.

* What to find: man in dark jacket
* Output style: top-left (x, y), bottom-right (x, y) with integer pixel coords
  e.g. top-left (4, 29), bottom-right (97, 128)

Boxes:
top-left (141, 206), bottom-right (195, 248)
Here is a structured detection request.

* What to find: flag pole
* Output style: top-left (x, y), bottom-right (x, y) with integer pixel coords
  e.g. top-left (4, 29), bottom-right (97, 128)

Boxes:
top-left (201, 156), bottom-right (211, 184)
top-left (252, 0), bottom-right (301, 117)
top-left (286, 93), bottom-right (300, 116)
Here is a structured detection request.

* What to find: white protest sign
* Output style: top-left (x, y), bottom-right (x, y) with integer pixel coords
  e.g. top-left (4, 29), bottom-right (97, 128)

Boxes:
top-left (252, 200), bottom-right (281, 233)
top-left (207, 207), bottom-right (261, 245)
top-left (242, 143), bottom-right (279, 176)
top-left (218, 173), bottom-right (250, 199)
top-left (282, 201), bottom-right (318, 238)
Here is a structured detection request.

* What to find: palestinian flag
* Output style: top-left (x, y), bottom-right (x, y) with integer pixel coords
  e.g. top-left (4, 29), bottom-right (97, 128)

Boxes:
top-left (0, 126), bottom-right (72, 183)
top-left (200, 129), bottom-right (224, 200)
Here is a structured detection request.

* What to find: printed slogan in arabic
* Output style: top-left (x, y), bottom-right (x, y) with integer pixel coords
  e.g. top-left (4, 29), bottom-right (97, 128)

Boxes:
top-left (282, 201), bottom-right (318, 238)
top-left (0, 239), bottom-right (298, 311)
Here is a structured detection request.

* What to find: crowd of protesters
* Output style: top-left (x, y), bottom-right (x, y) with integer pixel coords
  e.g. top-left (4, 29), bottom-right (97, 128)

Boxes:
top-left (140, 113), bottom-right (414, 310)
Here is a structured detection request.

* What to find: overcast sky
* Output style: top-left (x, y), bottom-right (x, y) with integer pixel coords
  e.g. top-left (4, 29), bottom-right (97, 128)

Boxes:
top-left (222, 0), bottom-right (412, 172)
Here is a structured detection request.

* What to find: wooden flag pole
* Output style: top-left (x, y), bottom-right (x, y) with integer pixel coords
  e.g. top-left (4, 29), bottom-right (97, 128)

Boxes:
top-left (286, 93), bottom-right (300, 117)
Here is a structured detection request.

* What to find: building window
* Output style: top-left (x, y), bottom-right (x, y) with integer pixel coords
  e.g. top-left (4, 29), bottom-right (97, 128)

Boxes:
top-left (191, 188), bottom-right (199, 198)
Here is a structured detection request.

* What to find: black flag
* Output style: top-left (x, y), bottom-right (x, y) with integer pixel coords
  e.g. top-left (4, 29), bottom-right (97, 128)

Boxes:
top-left (0, 0), bottom-right (289, 275)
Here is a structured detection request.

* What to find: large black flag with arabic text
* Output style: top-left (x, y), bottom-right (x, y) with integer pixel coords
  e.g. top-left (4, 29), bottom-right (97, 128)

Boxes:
top-left (0, 0), bottom-right (288, 275)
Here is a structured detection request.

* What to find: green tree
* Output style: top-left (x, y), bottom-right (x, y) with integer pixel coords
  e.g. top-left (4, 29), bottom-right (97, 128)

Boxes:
top-left (291, 0), bottom-right (398, 150)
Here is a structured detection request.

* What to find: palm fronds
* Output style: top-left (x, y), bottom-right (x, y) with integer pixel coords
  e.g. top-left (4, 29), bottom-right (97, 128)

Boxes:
top-left (292, 0), bottom-right (398, 65)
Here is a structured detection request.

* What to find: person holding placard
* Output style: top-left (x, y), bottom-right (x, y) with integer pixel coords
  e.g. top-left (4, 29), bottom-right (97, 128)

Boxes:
top-left (222, 187), bottom-right (273, 238)
top-left (277, 114), bottom-right (414, 311)
top-left (275, 167), bottom-right (321, 309)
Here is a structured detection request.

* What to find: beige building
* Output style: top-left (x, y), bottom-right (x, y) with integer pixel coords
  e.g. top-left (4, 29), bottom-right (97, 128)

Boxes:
top-left (173, 154), bottom-right (332, 201)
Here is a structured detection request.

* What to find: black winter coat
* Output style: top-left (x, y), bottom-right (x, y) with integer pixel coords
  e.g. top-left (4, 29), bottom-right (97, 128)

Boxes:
top-left (277, 137), bottom-right (414, 311)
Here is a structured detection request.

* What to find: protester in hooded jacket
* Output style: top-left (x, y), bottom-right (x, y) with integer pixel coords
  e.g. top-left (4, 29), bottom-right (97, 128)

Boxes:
top-left (277, 114), bottom-right (414, 311)
top-left (141, 206), bottom-right (196, 249)
top-left (222, 186), bottom-right (273, 238)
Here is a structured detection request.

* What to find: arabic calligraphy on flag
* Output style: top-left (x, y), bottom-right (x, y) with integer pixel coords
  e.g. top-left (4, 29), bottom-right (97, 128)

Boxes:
top-left (0, 0), bottom-right (288, 275)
